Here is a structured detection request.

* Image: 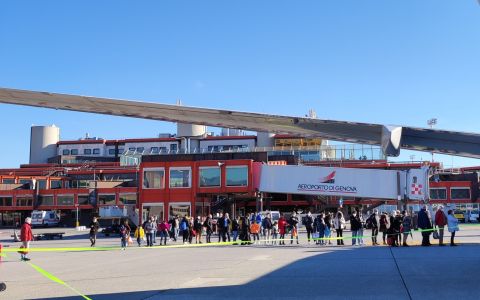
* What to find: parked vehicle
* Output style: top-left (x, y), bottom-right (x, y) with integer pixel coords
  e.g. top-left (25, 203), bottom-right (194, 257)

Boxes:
top-left (467, 210), bottom-right (479, 222)
top-left (31, 210), bottom-right (60, 227)
top-left (453, 210), bottom-right (465, 223)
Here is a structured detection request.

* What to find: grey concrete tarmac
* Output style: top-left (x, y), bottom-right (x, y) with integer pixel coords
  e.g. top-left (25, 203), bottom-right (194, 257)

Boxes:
top-left (1, 225), bottom-right (480, 300)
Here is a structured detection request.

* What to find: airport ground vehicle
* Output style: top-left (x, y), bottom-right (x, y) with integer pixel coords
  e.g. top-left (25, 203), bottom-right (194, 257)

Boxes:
top-left (31, 210), bottom-right (60, 227)
top-left (454, 210), bottom-right (466, 223)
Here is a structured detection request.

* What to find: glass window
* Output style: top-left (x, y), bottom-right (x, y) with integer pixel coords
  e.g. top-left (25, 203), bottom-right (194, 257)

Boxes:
top-left (2, 179), bottom-right (15, 184)
top-left (143, 168), bottom-right (165, 189)
top-left (118, 148), bottom-right (124, 154)
top-left (136, 147), bottom-right (144, 153)
top-left (19, 179), bottom-right (32, 188)
top-left (129, 147), bottom-right (136, 151)
top-left (16, 197), bottom-right (33, 207)
top-left (37, 180), bottom-right (47, 190)
top-left (98, 194), bottom-right (116, 205)
top-left (151, 147), bottom-right (159, 154)
top-left (84, 149), bottom-right (92, 155)
top-left (70, 149), bottom-right (79, 155)
top-left (108, 149), bottom-right (116, 155)
top-left (451, 188), bottom-right (470, 200)
top-left (170, 168), bottom-right (191, 188)
top-left (50, 180), bottom-right (62, 189)
top-left (170, 144), bottom-right (178, 151)
top-left (0, 196), bottom-right (13, 206)
top-left (119, 194), bottom-right (137, 205)
top-left (78, 195), bottom-right (89, 205)
top-left (226, 166), bottom-right (248, 187)
top-left (199, 167), bottom-right (221, 187)
top-left (57, 195), bottom-right (74, 206)
top-left (37, 195), bottom-right (54, 206)
top-left (62, 149), bottom-right (70, 155)
top-left (430, 188), bottom-right (447, 200)
top-left (93, 148), bottom-right (100, 155)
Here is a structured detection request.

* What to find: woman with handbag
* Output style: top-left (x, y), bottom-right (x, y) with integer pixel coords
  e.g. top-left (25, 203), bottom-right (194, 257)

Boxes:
top-left (333, 211), bottom-right (346, 246)
top-left (447, 210), bottom-right (459, 246)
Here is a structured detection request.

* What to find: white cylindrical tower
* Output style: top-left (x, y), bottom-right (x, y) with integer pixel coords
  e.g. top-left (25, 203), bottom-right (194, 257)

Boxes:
top-left (177, 123), bottom-right (207, 137)
top-left (30, 125), bottom-right (60, 164)
top-left (256, 132), bottom-right (275, 147)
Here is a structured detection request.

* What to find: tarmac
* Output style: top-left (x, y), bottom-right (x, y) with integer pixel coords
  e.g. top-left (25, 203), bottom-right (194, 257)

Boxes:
top-left (1, 225), bottom-right (480, 300)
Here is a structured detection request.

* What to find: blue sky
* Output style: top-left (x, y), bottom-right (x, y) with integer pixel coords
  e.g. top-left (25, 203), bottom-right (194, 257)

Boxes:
top-left (0, 1), bottom-right (479, 168)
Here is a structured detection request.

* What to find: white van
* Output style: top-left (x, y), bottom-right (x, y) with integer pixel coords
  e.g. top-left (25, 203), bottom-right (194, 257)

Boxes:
top-left (31, 210), bottom-right (60, 227)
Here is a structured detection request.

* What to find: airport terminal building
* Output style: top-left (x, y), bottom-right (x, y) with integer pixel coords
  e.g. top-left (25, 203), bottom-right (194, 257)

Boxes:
top-left (0, 124), bottom-right (478, 227)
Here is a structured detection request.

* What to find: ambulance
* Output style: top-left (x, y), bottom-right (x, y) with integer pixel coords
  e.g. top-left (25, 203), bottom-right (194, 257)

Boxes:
top-left (31, 210), bottom-right (61, 227)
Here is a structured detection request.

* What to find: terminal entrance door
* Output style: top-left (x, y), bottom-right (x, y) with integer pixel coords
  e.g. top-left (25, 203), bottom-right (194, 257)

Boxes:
top-left (142, 203), bottom-right (164, 223)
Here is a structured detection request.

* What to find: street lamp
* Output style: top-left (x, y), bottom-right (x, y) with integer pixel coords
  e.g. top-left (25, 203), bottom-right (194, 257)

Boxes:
top-left (427, 118), bottom-right (437, 162)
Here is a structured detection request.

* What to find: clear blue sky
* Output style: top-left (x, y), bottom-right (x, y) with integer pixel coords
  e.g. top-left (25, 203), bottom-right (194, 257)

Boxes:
top-left (1, 1), bottom-right (479, 168)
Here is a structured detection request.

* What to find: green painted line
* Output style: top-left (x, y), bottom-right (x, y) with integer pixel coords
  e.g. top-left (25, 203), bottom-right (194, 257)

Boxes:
top-left (27, 262), bottom-right (92, 300)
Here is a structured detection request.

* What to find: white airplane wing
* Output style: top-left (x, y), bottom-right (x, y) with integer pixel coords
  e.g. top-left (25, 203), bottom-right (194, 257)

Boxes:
top-left (0, 87), bottom-right (479, 158)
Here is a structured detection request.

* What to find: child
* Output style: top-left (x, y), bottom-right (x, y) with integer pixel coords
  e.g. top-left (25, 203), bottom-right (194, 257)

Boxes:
top-left (134, 225), bottom-right (145, 247)
top-left (250, 220), bottom-right (260, 244)
top-left (272, 221), bottom-right (278, 245)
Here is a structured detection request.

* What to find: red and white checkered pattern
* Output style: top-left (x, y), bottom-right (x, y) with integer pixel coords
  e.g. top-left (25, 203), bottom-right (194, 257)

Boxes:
top-left (411, 183), bottom-right (423, 195)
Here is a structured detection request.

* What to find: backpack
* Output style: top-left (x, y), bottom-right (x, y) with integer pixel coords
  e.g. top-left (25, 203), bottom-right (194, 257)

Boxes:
top-left (180, 221), bottom-right (187, 231)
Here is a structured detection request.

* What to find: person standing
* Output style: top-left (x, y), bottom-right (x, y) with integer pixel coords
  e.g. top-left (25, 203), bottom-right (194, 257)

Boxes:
top-left (334, 211), bottom-right (346, 246)
top-left (367, 210), bottom-right (380, 245)
top-left (222, 213), bottom-right (231, 242)
top-left (435, 206), bottom-right (448, 246)
top-left (447, 209), bottom-right (459, 246)
top-left (152, 216), bottom-right (158, 244)
top-left (180, 216), bottom-right (189, 244)
top-left (418, 206), bottom-right (433, 246)
top-left (119, 221), bottom-right (128, 250)
top-left (250, 220), bottom-right (260, 244)
top-left (272, 221), bottom-right (279, 245)
top-left (240, 214), bottom-right (251, 245)
top-left (289, 212), bottom-right (300, 245)
top-left (159, 220), bottom-right (170, 245)
top-left (134, 224), bottom-right (145, 246)
top-left (350, 211), bottom-right (362, 246)
top-left (313, 213), bottom-right (325, 245)
top-left (402, 211), bottom-right (412, 247)
top-left (278, 213), bottom-right (287, 245)
top-left (304, 212), bottom-right (314, 244)
top-left (20, 217), bottom-right (34, 261)
top-left (379, 212), bottom-right (390, 245)
top-left (262, 213), bottom-right (273, 244)
top-left (203, 214), bottom-right (213, 243)
top-left (324, 212), bottom-right (333, 245)
top-left (88, 217), bottom-right (100, 247)
top-left (144, 216), bottom-right (156, 247)
top-left (231, 216), bottom-right (240, 243)
top-left (194, 216), bottom-right (203, 244)
top-left (392, 210), bottom-right (403, 246)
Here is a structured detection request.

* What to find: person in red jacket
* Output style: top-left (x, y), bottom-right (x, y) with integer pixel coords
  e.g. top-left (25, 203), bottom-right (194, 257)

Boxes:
top-left (435, 206), bottom-right (448, 246)
top-left (278, 214), bottom-right (287, 245)
top-left (20, 217), bottom-right (34, 261)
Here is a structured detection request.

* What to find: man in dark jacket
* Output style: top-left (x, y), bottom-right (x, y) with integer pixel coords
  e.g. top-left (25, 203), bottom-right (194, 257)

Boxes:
top-left (289, 212), bottom-right (300, 244)
top-left (304, 212), bottom-right (314, 243)
top-left (418, 206), bottom-right (433, 246)
top-left (350, 211), bottom-right (362, 246)
top-left (89, 217), bottom-right (100, 247)
top-left (434, 206), bottom-right (448, 246)
top-left (203, 214), bottom-right (213, 243)
top-left (367, 209), bottom-right (380, 245)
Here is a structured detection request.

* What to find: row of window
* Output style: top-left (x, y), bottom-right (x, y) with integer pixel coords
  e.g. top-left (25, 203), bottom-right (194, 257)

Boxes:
top-left (143, 166), bottom-right (248, 189)
top-left (0, 194), bottom-right (137, 207)
top-left (430, 188), bottom-right (471, 200)
top-left (62, 148), bottom-right (103, 156)
top-left (128, 144), bottom-right (178, 154)
top-left (0, 179), bottom-right (63, 189)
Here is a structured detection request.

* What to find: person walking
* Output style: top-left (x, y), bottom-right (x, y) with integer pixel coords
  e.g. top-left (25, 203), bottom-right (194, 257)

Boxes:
top-left (239, 214), bottom-right (251, 245)
top-left (379, 212), bottom-right (390, 245)
top-left (222, 213), bottom-right (231, 242)
top-left (324, 212), bottom-right (333, 245)
top-left (304, 212), bottom-right (314, 244)
top-left (152, 216), bottom-right (158, 244)
top-left (418, 206), bottom-right (433, 246)
top-left (435, 206), bottom-right (448, 246)
top-left (159, 220), bottom-right (170, 245)
top-left (402, 211), bottom-right (412, 246)
top-left (334, 211), bottom-right (346, 246)
top-left (447, 209), bottom-right (459, 246)
top-left (88, 217), bottom-right (100, 247)
top-left (20, 217), bottom-right (34, 261)
top-left (180, 216), bottom-right (189, 244)
top-left (350, 211), bottom-right (362, 246)
top-left (119, 221), bottom-right (128, 250)
top-left (188, 217), bottom-right (195, 244)
top-left (203, 214), bottom-right (213, 243)
top-left (278, 213), bottom-right (287, 245)
top-left (134, 224), bottom-right (145, 246)
top-left (367, 210), bottom-right (380, 245)
top-left (272, 221), bottom-right (279, 245)
top-left (144, 216), bottom-right (156, 247)
top-left (194, 216), bottom-right (203, 244)
top-left (289, 212), bottom-right (300, 245)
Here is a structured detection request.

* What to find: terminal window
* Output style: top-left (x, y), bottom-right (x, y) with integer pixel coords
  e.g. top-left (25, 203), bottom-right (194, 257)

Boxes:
top-left (226, 166), bottom-right (248, 187)
top-left (57, 195), bottom-right (74, 206)
top-left (98, 194), bottom-right (116, 205)
top-left (50, 180), bottom-right (63, 189)
top-left (199, 167), bottom-right (221, 187)
top-left (62, 149), bottom-right (70, 155)
top-left (143, 168), bottom-right (165, 189)
top-left (119, 194), bottom-right (137, 205)
top-left (70, 149), bottom-right (79, 155)
top-left (37, 195), bottom-right (54, 206)
top-left (430, 188), bottom-right (447, 200)
top-left (78, 195), bottom-right (89, 205)
top-left (84, 149), bottom-right (92, 155)
top-left (2, 178), bottom-right (15, 184)
top-left (170, 168), bottom-right (191, 188)
top-left (108, 149), bottom-right (116, 155)
top-left (451, 188), bottom-right (470, 200)
top-left (93, 148), bottom-right (100, 155)
top-left (0, 196), bottom-right (12, 206)
top-left (16, 197), bottom-right (33, 207)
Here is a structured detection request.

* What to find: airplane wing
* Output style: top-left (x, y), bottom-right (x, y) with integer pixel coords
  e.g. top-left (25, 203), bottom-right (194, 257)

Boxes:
top-left (0, 87), bottom-right (479, 158)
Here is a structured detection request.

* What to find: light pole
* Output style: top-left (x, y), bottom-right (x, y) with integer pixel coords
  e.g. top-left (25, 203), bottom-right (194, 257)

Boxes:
top-left (427, 118), bottom-right (437, 162)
